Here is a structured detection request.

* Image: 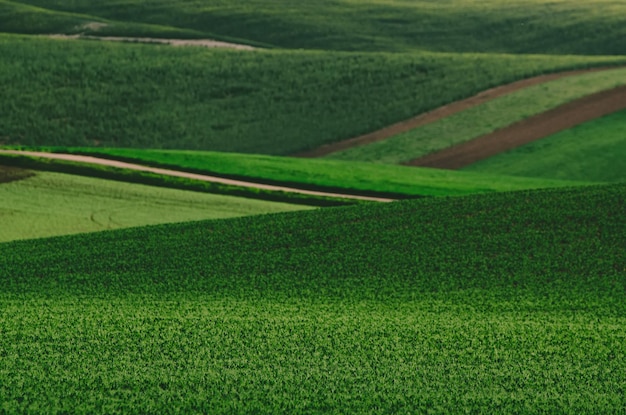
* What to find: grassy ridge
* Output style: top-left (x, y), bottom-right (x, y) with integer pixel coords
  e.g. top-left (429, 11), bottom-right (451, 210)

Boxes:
top-left (1, 34), bottom-right (625, 154)
top-left (7, 0), bottom-right (626, 55)
top-left (328, 67), bottom-right (626, 163)
top-left (1, 184), bottom-right (625, 412)
top-left (0, 170), bottom-right (310, 243)
top-left (465, 109), bottom-right (626, 182)
top-left (29, 146), bottom-right (595, 197)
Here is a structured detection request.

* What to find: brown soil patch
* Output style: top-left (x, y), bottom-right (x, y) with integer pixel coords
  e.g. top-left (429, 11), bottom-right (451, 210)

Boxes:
top-left (0, 151), bottom-right (394, 202)
top-left (0, 166), bottom-right (35, 184)
top-left (294, 66), bottom-right (624, 158)
top-left (406, 86), bottom-right (626, 169)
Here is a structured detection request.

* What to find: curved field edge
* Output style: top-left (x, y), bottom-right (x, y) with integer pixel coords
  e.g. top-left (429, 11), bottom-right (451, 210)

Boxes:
top-left (2, 34), bottom-right (626, 153)
top-left (3, 147), bottom-right (597, 198)
top-left (463, 109), bottom-right (626, 182)
top-left (1, 183), bottom-right (625, 413)
top-left (0, 153), bottom-right (355, 207)
top-left (7, 0), bottom-right (626, 55)
top-left (327, 67), bottom-right (626, 163)
top-left (0, 170), bottom-right (311, 243)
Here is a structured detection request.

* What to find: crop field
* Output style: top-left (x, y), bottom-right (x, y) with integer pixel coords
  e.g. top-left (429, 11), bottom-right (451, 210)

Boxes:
top-left (327, 67), bottom-right (626, 163)
top-left (4, 0), bottom-right (626, 55)
top-left (2, 0), bottom-right (626, 412)
top-left (24, 146), bottom-right (594, 198)
top-left (464, 109), bottom-right (626, 183)
top-left (0, 170), bottom-right (309, 242)
top-left (1, 34), bottom-right (625, 154)
top-left (1, 183), bottom-right (625, 413)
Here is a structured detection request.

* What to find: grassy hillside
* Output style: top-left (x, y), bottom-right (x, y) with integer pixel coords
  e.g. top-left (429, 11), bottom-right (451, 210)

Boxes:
top-left (1, 34), bottom-right (625, 154)
top-left (464, 109), bottom-right (626, 182)
top-left (26, 146), bottom-right (595, 197)
top-left (1, 183), bottom-right (625, 412)
top-left (328, 67), bottom-right (626, 163)
top-left (5, 0), bottom-right (626, 55)
top-left (0, 168), bottom-right (310, 242)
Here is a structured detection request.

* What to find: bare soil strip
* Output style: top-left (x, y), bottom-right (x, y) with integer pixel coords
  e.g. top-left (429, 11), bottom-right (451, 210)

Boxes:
top-left (406, 86), bottom-right (626, 169)
top-left (0, 150), bottom-right (394, 202)
top-left (47, 34), bottom-right (256, 50)
top-left (294, 66), bottom-right (623, 158)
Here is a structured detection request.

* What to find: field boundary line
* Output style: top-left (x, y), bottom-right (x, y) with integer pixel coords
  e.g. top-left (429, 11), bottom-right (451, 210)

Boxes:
top-left (46, 34), bottom-right (257, 50)
top-left (0, 150), bottom-right (395, 203)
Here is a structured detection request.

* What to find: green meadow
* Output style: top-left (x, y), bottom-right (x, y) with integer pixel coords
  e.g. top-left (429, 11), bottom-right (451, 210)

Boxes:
top-left (1, 183), bottom-right (625, 413)
top-left (0, 168), bottom-right (309, 242)
top-left (465, 109), bottom-right (626, 182)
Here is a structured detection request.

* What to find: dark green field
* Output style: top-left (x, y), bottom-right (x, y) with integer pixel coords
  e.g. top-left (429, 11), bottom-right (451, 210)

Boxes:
top-left (1, 183), bottom-right (625, 413)
top-left (4, 0), bottom-right (626, 55)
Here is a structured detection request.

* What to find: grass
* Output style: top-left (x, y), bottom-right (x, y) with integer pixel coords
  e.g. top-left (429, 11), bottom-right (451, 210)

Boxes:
top-left (0, 169), bottom-right (310, 242)
top-left (1, 34), bottom-right (625, 154)
top-left (464, 109), bottom-right (626, 182)
top-left (327, 67), bottom-right (626, 163)
top-left (1, 182), bottom-right (625, 412)
top-left (5, 0), bottom-right (626, 55)
top-left (21, 146), bottom-right (597, 197)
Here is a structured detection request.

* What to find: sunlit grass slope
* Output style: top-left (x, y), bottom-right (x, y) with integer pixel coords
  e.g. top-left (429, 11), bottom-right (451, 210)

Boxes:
top-left (329, 67), bottom-right (626, 163)
top-left (1, 34), bottom-right (624, 154)
top-left (0, 168), bottom-right (309, 242)
top-left (6, 0), bottom-right (626, 55)
top-left (1, 183), bottom-right (625, 413)
top-left (465, 109), bottom-right (626, 182)
top-left (37, 146), bottom-right (596, 197)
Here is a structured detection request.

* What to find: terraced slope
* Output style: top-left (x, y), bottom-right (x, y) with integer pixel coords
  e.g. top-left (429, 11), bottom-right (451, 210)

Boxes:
top-left (1, 183), bottom-right (625, 413)
top-left (0, 169), bottom-right (310, 242)
top-left (5, 0), bottom-right (626, 54)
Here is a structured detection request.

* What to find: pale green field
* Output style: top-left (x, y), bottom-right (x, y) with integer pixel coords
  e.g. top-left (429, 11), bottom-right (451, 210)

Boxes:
top-left (0, 170), bottom-right (311, 242)
top-left (328, 67), bottom-right (626, 163)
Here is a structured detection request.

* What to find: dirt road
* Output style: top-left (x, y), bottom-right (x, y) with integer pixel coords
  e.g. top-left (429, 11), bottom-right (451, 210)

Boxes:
top-left (0, 150), bottom-right (394, 203)
top-left (295, 66), bottom-right (625, 158)
top-left (47, 34), bottom-right (256, 50)
top-left (406, 86), bottom-right (626, 169)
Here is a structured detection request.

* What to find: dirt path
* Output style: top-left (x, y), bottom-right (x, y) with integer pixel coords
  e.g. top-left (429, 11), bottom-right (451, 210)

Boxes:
top-left (294, 66), bottom-right (624, 158)
top-left (0, 150), bottom-right (394, 203)
top-left (47, 34), bottom-right (256, 50)
top-left (405, 86), bottom-right (626, 169)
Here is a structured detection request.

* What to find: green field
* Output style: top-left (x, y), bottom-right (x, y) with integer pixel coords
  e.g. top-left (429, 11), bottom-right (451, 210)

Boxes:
top-left (464, 109), bottom-right (626, 182)
top-left (0, 168), bottom-right (310, 242)
top-left (327, 67), bottom-right (626, 163)
top-left (1, 34), bottom-right (625, 154)
top-left (1, 183), bottom-right (625, 413)
top-left (2, 1), bottom-right (626, 412)
top-left (17, 146), bottom-right (593, 198)
top-left (4, 0), bottom-right (626, 55)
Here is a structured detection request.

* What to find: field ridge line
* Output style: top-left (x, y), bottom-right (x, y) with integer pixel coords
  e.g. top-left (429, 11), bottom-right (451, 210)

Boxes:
top-left (0, 150), bottom-right (395, 202)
